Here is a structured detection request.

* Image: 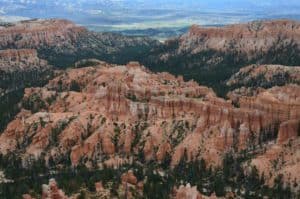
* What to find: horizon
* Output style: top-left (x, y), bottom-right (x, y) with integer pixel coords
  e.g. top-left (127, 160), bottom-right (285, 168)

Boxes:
top-left (1, 1), bottom-right (300, 39)
top-left (1, 1), bottom-right (300, 24)
top-left (0, 1), bottom-right (300, 199)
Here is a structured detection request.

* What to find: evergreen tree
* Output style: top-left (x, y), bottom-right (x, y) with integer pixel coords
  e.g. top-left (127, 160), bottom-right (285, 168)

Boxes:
top-left (214, 171), bottom-right (225, 197)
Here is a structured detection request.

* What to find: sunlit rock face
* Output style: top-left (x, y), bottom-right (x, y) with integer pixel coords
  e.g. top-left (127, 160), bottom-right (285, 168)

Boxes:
top-left (232, 84), bottom-right (300, 122)
top-left (0, 18), bottom-right (158, 131)
top-left (179, 20), bottom-right (300, 56)
top-left (145, 20), bottom-right (300, 95)
top-left (277, 120), bottom-right (300, 144)
top-left (173, 184), bottom-right (219, 199)
top-left (0, 61), bottom-right (299, 191)
top-left (1, 17), bottom-right (299, 199)
top-left (250, 137), bottom-right (300, 192)
top-left (152, 20), bottom-right (300, 67)
top-left (23, 179), bottom-right (71, 199)
top-left (227, 84), bottom-right (300, 191)
top-left (0, 19), bottom-right (85, 50)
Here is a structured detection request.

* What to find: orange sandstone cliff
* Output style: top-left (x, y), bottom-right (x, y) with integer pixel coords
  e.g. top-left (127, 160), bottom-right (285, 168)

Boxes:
top-left (0, 61), bottom-right (298, 189)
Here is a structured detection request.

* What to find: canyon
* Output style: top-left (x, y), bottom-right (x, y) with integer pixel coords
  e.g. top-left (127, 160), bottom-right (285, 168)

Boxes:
top-left (0, 18), bottom-right (158, 133)
top-left (145, 20), bottom-right (300, 95)
top-left (0, 61), bottom-right (298, 198)
top-left (0, 18), bottom-right (299, 198)
top-left (0, 19), bottom-right (159, 67)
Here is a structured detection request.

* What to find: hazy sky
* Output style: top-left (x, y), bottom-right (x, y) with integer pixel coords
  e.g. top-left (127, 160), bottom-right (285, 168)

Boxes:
top-left (1, 0), bottom-right (300, 11)
top-left (0, 0), bottom-right (299, 30)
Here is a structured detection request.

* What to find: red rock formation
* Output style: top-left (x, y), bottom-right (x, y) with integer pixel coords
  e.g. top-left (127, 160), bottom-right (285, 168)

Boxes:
top-left (0, 19), bottom-right (159, 68)
top-left (94, 181), bottom-right (111, 198)
top-left (151, 20), bottom-right (300, 95)
top-left (0, 61), bottom-right (298, 172)
top-left (0, 48), bottom-right (52, 91)
top-left (119, 170), bottom-right (144, 199)
top-left (238, 85), bottom-right (300, 122)
top-left (179, 20), bottom-right (300, 56)
top-left (227, 64), bottom-right (300, 88)
top-left (0, 48), bottom-right (37, 62)
top-left (44, 179), bottom-right (71, 199)
top-left (173, 184), bottom-right (217, 199)
top-left (0, 19), bottom-right (85, 49)
top-left (95, 181), bottom-right (104, 192)
top-left (23, 179), bottom-right (71, 199)
top-left (250, 138), bottom-right (300, 192)
top-left (0, 48), bottom-right (53, 133)
top-left (277, 120), bottom-right (300, 144)
top-left (121, 170), bottom-right (138, 186)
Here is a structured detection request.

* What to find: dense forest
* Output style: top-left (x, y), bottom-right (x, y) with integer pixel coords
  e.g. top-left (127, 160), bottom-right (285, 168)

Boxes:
top-left (0, 151), bottom-right (294, 198)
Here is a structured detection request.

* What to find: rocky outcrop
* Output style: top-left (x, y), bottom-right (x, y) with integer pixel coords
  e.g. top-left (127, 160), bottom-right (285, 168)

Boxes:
top-left (42, 179), bottom-right (69, 199)
top-left (0, 18), bottom-right (299, 199)
top-left (226, 86), bottom-right (264, 105)
top-left (0, 49), bottom-right (53, 130)
top-left (94, 181), bottom-right (111, 198)
top-left (0, 171), bottom-right (12, 184)
top-left (121, 170), bottom-right (138, 186)
top-left (179, 20), bottom-right (300, 57)
top-left (237, 85), bottom-right (300, 122)
top-left (0, 61), bottom-right (297, 171)
top-left (228, 84), bottom-right (300, 122)
top-left (173, 184), bottom-right (202, 199)
top-left (173, 184), bottom-right (218, 199)
top-left (227, 64), bottom-right (300, 88)
top-left (227, 86), bottom-right (300, 191)
top-left (0, 19), bottom-right (160, 67)
top-left (277, 120), bottom-right (300, 144)
top-left (0, 49), bottom-right (53, 92)
top-left (145, 20), bottom-right (300, 95)
top-left (23, 179), bottom-right (71, 199)
top-left (0, 19), bottom-right (85, 50)
top-left (0, 60), bottom-right (298, 198)
top-left (0, 18), bottom-right (158, 131)
top-left (120, 170), bottom-right (143, 198)
top-left (250, 138), bottom-right (300, 192)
